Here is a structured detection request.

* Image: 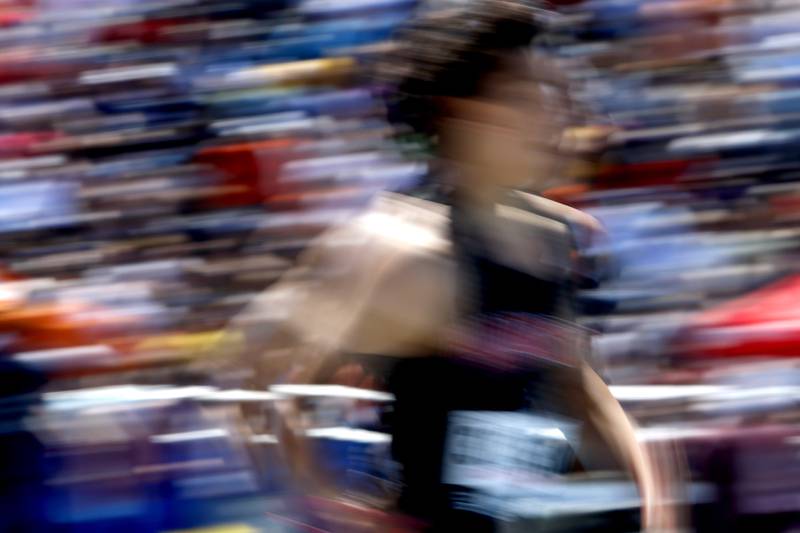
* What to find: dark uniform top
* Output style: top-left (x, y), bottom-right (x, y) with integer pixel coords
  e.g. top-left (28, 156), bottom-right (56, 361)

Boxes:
top-left (385, 190), bottom-right (597, 529)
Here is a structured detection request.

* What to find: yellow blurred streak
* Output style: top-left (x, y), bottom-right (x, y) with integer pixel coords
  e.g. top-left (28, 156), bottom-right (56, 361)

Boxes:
top-left (135, 329), bottom-right (240, 357)
top-left (233, 57), bottom-right (355, 84)
top-left (165, 524), bottom-right (258, 533)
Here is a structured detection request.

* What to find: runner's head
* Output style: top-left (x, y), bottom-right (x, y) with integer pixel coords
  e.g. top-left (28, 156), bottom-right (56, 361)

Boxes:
top-left (381, 1), bottom-right (577, 192)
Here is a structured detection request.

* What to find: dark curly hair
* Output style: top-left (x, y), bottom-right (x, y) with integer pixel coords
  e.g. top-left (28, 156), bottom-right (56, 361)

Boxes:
top-left (377, 0), bottom-right (558, 135)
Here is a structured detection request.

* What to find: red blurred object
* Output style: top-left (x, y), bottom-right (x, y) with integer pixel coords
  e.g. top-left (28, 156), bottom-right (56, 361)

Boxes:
top-left (0, 9), bottom-right (32, 27)
top-left (0, 264), bottom-right (135, 355)
top-left (681, 275), bottom-right (800, 358)
top-left (0, 61), bottom-right (82, 84)
top-left (96, 18), bottom-right (186, 44)
top-left (195, 139), bottom-right (302, 208)
top-left (0, 132), bottom-right (62, 157)
top-left (594, 157), bottom-right (715, 189)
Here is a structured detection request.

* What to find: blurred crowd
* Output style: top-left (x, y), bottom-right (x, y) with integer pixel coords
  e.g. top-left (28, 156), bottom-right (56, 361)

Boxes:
top-left (1, 0), bottom-right (800, 531)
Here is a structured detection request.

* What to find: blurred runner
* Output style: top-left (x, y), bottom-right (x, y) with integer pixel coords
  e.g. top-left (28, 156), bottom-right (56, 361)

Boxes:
top-left (224, 1), bottom-right (679, 531)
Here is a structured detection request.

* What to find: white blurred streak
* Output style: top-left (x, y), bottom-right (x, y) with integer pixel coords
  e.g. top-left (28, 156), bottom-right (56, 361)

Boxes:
top-left (524, 427), bottom-right (568, 440)
top-left (249, 434), bottom-right (279, 444)
top-left (15, 345), bottom-right (116, 369)
top-left (151, 428), bottom-right (230, 443)
top-left (610, 385), bottom-right (726, 402)
top-left (737, 66), bottom-right (800, 82)
top-left (636, 426), bottom-right (720, 442)
top-left (226, 117), bottom-right (328, 137)
top-left (44, 385), bottom-right (218, 410)
top-left (210, 111), bottom-right (308, 133)
top-left (270, 384), bottom-right (395, 402)
top-left (305, 427), bottom-right (391, 443)
top-left (200, 389), bottom-right (284, 402)
top-left (669, 130), bottom-right (794, 152)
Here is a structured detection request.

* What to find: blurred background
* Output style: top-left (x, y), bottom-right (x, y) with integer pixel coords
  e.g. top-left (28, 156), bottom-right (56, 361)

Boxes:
top-left (1, 0), bottom-right (800, 531)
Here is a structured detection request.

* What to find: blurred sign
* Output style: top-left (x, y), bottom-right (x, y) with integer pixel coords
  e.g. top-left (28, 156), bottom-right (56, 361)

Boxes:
top-left (443, 411), bottom-right (578, 490)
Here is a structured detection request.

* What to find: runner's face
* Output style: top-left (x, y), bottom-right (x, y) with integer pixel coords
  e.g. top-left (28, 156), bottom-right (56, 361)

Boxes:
top-left (438, 55), bottom-right (572, 191)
